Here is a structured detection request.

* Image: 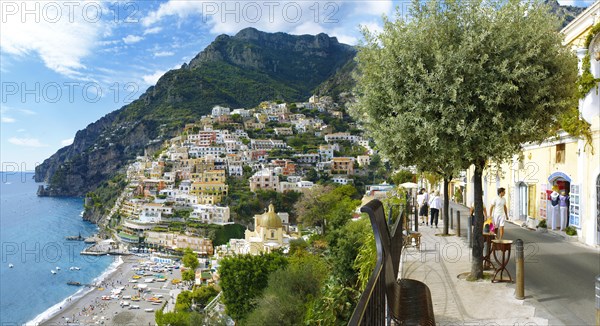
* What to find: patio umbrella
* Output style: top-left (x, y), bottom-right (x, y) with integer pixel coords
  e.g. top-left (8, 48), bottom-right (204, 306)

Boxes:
top-left (399, 182), bottom-right (418, 189)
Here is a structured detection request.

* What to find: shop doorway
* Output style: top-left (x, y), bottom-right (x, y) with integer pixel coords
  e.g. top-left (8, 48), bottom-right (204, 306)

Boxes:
top-left (517, 182), bottom-right (528, 221)
top-left (547, 172), bottom-right (571, 228)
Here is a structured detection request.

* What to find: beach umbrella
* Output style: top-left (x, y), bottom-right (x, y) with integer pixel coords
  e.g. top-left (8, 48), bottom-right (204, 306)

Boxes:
top-left (399, 182), bottom-right (418, 189)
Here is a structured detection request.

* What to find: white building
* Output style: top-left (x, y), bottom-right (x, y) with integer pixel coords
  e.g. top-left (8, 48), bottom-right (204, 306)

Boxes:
top-left (319, 145), bottom-right (337, 161)
top-left (357, 155), bottom-right (371, 167)
top-left (139, 203), bottom-right (173, 223)
top-left (332, 176), bottom-right (353, 185)
top-left (278, 181), bottom-right (299, 193)
top-left (227, 161), bottom-right (244, 176)
top-left (250, 139), bottom-right (286, 150)
top-left (189, 146), bottom-right (226, 158)
top-left (293, 153), bottom-right (320, 164)
top-left (249, 168), bottom-right (280, 192)
top-left (189, 204), bottom-right (230, 225)
top-left (231, 108), bottom-right (250, 117)
top-left (325, 132), bottom-right (359, 143)
top-left (211, 106), bottom-right (231, 117)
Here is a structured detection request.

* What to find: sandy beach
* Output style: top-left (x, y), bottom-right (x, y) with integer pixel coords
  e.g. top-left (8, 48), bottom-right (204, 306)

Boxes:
top-left (40, 255), bottom-right (183, 326)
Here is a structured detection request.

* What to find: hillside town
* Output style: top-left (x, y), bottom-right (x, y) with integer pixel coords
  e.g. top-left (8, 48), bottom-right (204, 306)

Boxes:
top-left (96, 94), bottom-right (379, 278)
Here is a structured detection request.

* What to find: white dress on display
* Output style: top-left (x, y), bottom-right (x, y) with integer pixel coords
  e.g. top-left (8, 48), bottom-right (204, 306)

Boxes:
top-left (550, 191), bottom-right (560, 230)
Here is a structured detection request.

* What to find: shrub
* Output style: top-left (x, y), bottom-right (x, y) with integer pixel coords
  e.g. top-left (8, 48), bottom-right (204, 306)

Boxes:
top-left (537, 219), bottom-right (547, 228)
top-left (565, 226), bottom-right (577, 236)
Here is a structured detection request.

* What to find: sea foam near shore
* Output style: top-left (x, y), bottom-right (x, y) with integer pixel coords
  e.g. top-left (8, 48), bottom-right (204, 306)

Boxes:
top-left (25, 256), bottom-right (124, 326)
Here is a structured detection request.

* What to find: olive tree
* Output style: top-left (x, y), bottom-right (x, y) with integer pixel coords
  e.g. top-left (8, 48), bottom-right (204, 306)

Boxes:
top-left (353, 0), bottom-right (577, 279)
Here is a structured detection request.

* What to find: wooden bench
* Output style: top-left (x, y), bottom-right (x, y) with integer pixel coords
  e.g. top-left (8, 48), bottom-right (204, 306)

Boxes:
top-left (361, 199), bottom-right (435, 326)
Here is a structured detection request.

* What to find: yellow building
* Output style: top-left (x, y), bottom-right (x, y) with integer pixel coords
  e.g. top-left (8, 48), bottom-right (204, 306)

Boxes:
top-left (190, 170), bottom-right (226, 183)
top-left (244, 204), bottom-right (286, 255)
top-left (189, 181), bottom-right (228, 205)
top-left (466, 3), bottom-right (600, 246)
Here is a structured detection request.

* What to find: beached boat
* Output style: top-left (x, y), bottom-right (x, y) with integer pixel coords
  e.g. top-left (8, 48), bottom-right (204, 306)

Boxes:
top-left (132, 275), bottom-right (141, 279)
top-left (101, 296), bottom-right (111, 300)
top-left (131, 296), bottom-right (140, 301)
top-left (156, 278), bottom-right (167, 282)
top-left (144, 308), bottom-right (154, 312)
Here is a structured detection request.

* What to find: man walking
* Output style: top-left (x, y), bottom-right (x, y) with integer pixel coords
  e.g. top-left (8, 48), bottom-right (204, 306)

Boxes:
top-left (489, 187), bottom-right (509, 239)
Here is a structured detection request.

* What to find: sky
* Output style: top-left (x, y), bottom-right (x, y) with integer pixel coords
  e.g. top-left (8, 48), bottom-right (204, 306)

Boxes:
top-left (0, 0), bottom-right (594, 171)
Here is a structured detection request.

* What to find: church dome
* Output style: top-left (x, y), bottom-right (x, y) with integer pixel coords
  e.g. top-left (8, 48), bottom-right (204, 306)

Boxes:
top-left (258, 204), bottom-right (282, 228)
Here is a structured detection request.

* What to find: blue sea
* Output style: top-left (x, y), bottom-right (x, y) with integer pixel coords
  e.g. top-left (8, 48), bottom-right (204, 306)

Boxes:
top-left (0, 172), bottom-right (114, 325)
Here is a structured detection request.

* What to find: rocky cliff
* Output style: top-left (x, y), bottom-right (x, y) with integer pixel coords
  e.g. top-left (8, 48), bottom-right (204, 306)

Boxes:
top-left (35, 28), bottom-right (356, 197)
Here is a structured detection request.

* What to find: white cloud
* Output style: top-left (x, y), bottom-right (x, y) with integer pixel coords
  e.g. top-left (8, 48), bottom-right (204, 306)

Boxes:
top-left (142, 1), bottom-right (205, 27)
top-left (123, 35), bottom-right (143, 44)
top-left (139, 0), bottom-right (388, 46)
top-left (141, 64), bottom-right (181, 85)
top-left (154, 51), bottom-right (175, 57)
top-left (0, 1), bottom-right (109, 77)
top-left (359, 21), bottom-right (384, 36)
top-left (353, 0), bottom-right (393, 16)
top-left (144, 27), bottom-right (163, 35)
top-left (17, 129), bottom-right (26, 132)
top-left (142, 69), bottom-right (167, 85)
top-left (18, 109), bottom-right (36, 115)
top-left (0, 106), bottom-right (35, 123)
top-left (61, 138), bottom-right (74, 146)
top-left (8, 137), bottom-right (47, 147)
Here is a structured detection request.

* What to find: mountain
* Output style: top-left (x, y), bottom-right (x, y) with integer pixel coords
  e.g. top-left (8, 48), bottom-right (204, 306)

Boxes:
top-left (35, 28), bottom-right (356, 197)
top-left (545, 0), bottom-right (587, 28)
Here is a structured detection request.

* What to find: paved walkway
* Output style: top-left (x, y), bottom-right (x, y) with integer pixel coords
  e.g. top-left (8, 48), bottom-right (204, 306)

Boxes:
top-left (399, 203), bottom-right (553, 325)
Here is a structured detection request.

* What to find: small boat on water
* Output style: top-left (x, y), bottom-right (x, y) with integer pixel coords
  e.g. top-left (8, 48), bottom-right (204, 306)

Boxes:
top-left (51, 270), bottom-right (57, 274)
top-left (56, 266), bottom-right (60, 270)
top-left (65, 232), bottom-right (84, 241)
top-left (69, 266), bottom-right (80, 271)
top-left (8, 264), bottom-right (13, 268)
top-left (67, 281), bottom-right (82, 286)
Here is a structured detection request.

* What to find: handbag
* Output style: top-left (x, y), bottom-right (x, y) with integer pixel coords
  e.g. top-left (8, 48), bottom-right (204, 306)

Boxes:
top-left (483, 218), bottom-right (493, 233)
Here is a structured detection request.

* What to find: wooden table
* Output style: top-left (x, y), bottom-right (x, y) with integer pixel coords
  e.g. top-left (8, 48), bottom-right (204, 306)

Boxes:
top-left (403, 232), bottom-right (421, 250)
top-left (491, 239), bottom-right (513, 283)
top-left (482, 232), bottom-right (496, 270)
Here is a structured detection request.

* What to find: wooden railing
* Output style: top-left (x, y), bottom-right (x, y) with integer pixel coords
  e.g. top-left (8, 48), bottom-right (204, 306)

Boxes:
top-left (349, 200), bottom-right (406, 325)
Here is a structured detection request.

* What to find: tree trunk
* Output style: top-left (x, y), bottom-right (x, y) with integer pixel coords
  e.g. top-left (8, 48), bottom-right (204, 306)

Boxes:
top-left (443, 176), bottom-right (451, 235)
top-left (470, 160), bottom-right (486, 279)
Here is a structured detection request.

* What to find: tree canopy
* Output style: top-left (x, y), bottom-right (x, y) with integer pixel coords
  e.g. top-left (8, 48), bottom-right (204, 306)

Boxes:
top-left (219, 252), bottom-right (288, 322)
top-left (353, 0), bottom-right (577, 278)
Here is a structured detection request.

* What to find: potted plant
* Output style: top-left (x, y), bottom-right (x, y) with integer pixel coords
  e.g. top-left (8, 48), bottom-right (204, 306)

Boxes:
top-left (536, 219), bottom-right (548, 233)
top-left (564, 226), bottom-right (578, 241)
